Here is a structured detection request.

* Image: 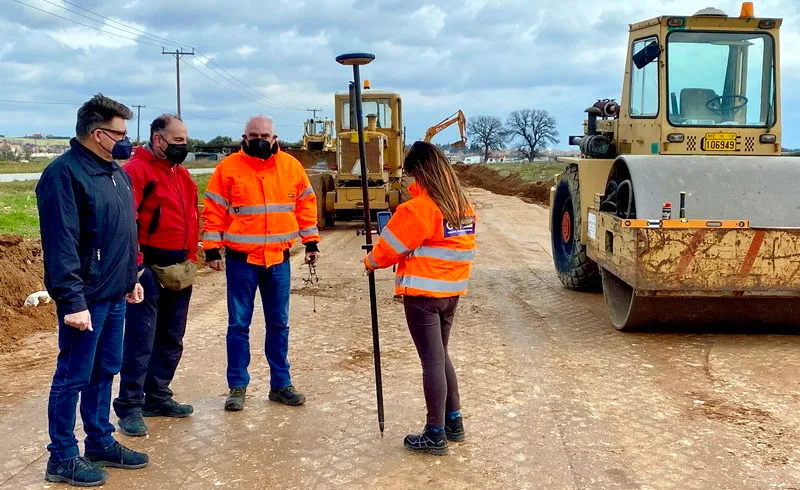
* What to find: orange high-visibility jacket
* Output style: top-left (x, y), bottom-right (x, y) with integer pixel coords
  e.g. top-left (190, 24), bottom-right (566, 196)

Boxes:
top-left (364, 182), bottom-right (477, 298)
top-left (201, 149), bottom-right (320, 267)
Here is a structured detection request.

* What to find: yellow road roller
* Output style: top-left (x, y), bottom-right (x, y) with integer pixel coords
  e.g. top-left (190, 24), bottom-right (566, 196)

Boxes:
top-left (551, 3), bottom-right (800, 330)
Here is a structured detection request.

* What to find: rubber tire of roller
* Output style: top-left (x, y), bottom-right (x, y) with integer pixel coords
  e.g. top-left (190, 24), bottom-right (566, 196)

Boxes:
top-left (550, 164), bottom-right (601, 291)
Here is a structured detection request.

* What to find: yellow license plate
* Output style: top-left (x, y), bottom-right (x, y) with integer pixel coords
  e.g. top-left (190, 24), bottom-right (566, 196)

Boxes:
top-left (703, 133), bottom-right (738, 151)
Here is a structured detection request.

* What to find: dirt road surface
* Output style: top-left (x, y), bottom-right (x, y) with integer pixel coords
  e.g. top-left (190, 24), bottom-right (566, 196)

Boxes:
top-left (2, 188), bottom-right (800, 489)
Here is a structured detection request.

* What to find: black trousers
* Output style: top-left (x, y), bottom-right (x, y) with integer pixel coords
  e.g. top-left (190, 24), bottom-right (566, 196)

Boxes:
top-left (113, 266), bottom-right (192, 417)
top-left (403, 295), bottom-right (461, 427)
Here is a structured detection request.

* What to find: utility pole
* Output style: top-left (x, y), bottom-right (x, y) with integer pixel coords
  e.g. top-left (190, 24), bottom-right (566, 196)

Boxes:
top-left (162, 48), bottom-right (195, 119)
top-left (306, 108), bottom-right (322, 119)
top-left (132, 105), bottom-right (145, 143)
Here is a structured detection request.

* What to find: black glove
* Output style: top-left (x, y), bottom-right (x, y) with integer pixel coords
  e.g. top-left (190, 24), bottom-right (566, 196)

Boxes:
top-left (204, 248), bottom-right (222, 262)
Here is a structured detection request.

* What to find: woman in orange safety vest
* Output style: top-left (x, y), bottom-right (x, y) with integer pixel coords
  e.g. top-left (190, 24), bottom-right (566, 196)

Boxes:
top-left (364, 140), bottom-right (477, 455)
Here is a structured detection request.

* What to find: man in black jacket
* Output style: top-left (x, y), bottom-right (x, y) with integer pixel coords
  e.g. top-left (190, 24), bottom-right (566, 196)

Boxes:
top-left (36, 94), bottom-right (149, 487)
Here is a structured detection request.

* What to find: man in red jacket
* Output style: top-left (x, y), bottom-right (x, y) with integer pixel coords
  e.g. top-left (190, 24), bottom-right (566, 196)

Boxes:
top-left (113, 114), bottom-right (199, 437)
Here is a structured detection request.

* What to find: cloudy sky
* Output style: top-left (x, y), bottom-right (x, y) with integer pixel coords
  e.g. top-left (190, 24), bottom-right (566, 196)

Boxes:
top-left (1, 0), bottom-right (798, 149)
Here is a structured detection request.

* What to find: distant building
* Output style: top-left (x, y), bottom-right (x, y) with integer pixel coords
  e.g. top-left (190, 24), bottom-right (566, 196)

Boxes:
top-left (463, 155), bottom-right (482, 165)
top-left (486, 152), bottom-right (510, 163)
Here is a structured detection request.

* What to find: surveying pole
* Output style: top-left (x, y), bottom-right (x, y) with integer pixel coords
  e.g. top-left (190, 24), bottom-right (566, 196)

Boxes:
top-left (335, 52), bottom-right (385, 436)
top-left (162, 48), bottom-right (195, 119)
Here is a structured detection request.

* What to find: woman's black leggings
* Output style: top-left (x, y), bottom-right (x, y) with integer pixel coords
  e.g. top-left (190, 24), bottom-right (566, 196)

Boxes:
top-left (403, 295), bottom-right (461, 427)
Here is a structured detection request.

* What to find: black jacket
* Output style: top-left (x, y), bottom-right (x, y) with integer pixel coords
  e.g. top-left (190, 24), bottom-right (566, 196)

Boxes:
top-left (35, 138), bottom-right (138, 315)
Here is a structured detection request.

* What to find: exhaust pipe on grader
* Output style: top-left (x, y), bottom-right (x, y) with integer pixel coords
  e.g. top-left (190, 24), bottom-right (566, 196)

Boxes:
top-left (551, 2), bottom-right (799, 330)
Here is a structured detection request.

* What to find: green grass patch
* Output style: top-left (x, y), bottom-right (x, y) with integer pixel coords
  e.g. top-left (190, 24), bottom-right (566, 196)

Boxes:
top-left (186, 159), bottom-right (220, 169)
top-left (0, 161), bottom-right (49, 174)
top-left (0, 175), bottom-right (212, 238)
top-left (0, 180), bottom-right (40, 237)
top-left (485, 161), bottom-right (569, 183)
top-left (0, 158), bottom-right (219, 174)
top-left (193, 173), bottom-right (211, 202)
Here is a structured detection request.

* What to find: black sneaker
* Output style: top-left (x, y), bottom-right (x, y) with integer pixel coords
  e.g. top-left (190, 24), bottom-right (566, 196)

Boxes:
top-left (225, 387), bottom-right (246, 411)
top-left (45, 456), bottom-right (108, 487)
top-left (403, 425), bottom-right (448, 455)
top-left (268, 386), bottom-right (306, 406)
top-left (445, 416), bottom-right (465, 442)
top-left (84, 441), bottom-right (149, 469)
top-left (143, 398), bottom-right (194, 418)
top-left (118, 412), bottom-right (148, 437)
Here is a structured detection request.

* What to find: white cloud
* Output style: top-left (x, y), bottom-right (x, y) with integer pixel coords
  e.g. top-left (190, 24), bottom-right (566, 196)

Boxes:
top-left (236, 45), bottom-right (256, 56)
top-left (0, 0), bottom-right (797, 147)
top-left (47, 26), bottom-right (137, 50)
top-left (410, 5), bottom-right (447, 38)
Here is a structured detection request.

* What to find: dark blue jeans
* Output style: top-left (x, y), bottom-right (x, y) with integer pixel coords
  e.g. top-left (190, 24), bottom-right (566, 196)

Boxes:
top-left (114, 267), bottom-right (192, 418)
top-left (47, 298), bottom-right (125, 461)
top-left (225, 256), bottom-right (292, 390)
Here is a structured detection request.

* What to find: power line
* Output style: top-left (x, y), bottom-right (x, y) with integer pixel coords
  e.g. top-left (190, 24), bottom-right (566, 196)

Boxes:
top-left (0, 98), bottom-right (79, 106)
top-left (146, 104), bottom-right (296, 128)
top-left (180, 58), bottom-right (297, 112)
top-left (15, 0), bottom-right (302, 111)
top-left (12, 0), bottom-right (306, 112)
top-left (9, 0), bottom-right (163, 48)
top-left (193, 50), bottom-right (302, 111)
top-left (8, 2), bottom-right (310, 126)
top-left (0, 99), bottom-right (291, 128)
top-left (34, 0), bottom-right (182, 49)
top-left (56, 0), bottom-right (187, 49)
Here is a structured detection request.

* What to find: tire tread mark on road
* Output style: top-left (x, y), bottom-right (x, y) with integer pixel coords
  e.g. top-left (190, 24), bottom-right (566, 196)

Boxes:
top-left (471, 266), bottom-right (583, 490)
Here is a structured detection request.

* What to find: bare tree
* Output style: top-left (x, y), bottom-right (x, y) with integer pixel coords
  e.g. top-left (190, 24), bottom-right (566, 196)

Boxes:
top-left (506, 109), bottom-right (560, 162)
top-left (467, 115), bottom-right (508, 163)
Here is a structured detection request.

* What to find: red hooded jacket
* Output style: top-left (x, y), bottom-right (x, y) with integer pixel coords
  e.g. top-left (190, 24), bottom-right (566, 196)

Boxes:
top-left (123, 145), bottom-right (199, 265)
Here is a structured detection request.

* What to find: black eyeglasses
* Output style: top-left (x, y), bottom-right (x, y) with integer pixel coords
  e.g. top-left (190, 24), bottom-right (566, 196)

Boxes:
top-left (97, 127), bottom-right (128, 139)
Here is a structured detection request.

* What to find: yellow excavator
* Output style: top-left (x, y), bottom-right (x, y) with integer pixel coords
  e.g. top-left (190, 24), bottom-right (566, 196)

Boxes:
top-left (551, 2), bottom-right (799, 330)
top-left (423, 110), bottom-right (467, 149)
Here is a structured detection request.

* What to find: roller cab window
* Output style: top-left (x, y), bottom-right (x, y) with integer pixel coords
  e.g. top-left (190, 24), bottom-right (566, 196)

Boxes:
top-left (629, 37), bottom-right (660, 118)
top-left (667, 31), bottom-right (776, 128)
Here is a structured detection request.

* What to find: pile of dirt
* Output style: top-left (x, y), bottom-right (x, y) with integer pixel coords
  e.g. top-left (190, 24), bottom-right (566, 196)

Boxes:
top-left (0, 235), bottom-right (56, 352)
top-left (454, 164), bottom-right (552, 205)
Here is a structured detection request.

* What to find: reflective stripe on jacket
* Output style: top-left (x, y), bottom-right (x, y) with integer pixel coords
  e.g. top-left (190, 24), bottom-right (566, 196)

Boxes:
top-left (201, 149), bottom-right (320, 267)
top-left (364, 182), bottom-right (477, 298)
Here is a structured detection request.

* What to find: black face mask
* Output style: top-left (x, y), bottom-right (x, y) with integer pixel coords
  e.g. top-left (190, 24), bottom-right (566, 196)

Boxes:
top-left (243, 138), bottom-right (277, 160)
top-left (162, 142), bottom-right (189, 165)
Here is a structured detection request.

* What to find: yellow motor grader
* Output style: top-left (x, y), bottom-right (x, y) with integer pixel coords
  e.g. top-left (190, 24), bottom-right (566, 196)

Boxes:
top-left (323, 81), bottom-right (405, 227)
top-left (551, 3), bottom-right (799, 330)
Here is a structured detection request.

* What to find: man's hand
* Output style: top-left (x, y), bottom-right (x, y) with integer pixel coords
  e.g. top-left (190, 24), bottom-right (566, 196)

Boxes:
top-left (126, 283), bottom-right (144, 304)
top-left (64, 310), bottom-right (92, 332)
top-left (305, 252), bottom-right (320, 266)
top-left (208, 259), bottom-right (224, 271)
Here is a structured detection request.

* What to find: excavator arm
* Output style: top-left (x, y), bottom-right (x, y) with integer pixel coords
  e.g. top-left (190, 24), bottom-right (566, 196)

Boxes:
top-left (423, 110), bottom-right (468, 149)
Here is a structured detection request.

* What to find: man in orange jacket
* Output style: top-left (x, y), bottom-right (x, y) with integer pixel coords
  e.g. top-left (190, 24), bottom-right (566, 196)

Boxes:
top-left (202, 115), bottom-right (320, 411)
